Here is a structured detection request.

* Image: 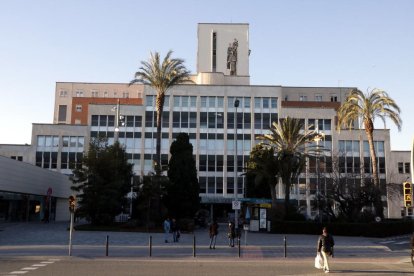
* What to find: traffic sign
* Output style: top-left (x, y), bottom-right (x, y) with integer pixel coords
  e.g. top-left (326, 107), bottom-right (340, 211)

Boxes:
top-left (232, 200), bottom-right (241, 210)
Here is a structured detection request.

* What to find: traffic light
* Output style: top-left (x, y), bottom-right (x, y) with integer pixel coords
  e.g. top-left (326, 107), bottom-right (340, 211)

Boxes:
top-left (403, 182), bottom-right (412, 207)
top-left (69, 195), bottom-right (76, 213)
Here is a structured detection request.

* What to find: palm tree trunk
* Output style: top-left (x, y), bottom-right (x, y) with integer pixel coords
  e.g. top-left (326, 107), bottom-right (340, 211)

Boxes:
top-left (282, 176), bottom-right (291, 215)
top-left (269, 177), bottom-right (277, 208)
top-left (365, 121), bottom-right (379, 186)
top-left (155, 95), bottom-right (164, 176)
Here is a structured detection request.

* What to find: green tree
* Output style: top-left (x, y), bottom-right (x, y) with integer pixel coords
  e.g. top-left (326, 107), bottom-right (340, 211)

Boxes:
top-left (134, 174), bottom-right (169, 230)
top-left (130, 51), bottom-right (192, 176)
top-left (71, 139), bottom-right (133, 225)
top-left (337, 88), bottom-right (402, 187)
top-left (246, 143), bottom-right (278, 207)
top-left (165, 133), bottom-right (199, 219)
top-left (257, 117), bottom-right (320, 215)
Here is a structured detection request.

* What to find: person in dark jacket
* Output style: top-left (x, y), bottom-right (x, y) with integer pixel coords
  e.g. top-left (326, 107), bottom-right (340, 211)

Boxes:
top-left (227, 221), bottom-right (236, 247)
top-left (317, 227), bottom-right (335, 273)
top-left (209, 219), bottom-right (219, 249)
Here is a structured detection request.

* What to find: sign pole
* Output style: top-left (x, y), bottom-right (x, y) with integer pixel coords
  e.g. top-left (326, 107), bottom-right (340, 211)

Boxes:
top-left (69, 211), bottom-right (74, 256)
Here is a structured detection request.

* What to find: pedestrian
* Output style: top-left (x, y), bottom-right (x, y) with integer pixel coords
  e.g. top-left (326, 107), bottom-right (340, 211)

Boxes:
top-left (209, 219), bottom-right (219, 249)
top-left (227, 221), bottom-right (235, 247)
top-left (163, 217), bottom-right (171, 243)
top-left (317, 227), bottom-right (335, 273)
top-left (171, 218), bottom-right (180, 242)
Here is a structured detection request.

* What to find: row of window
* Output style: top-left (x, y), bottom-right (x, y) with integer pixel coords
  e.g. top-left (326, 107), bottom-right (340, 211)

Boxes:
top-left (145, 95), bottom-right (278, 110)
top-left (37, 136), bottom-right (84, 151)
top-left (285, 94), bottom-right (338, 102)
top-left (60, 90), bottom-right (138, 98)
top-left (199, 176), bottom-right (244, 194)
top-left (91, 115), bottom-right (143, 128)
top-left (338, 140), bottom-right (385, 156)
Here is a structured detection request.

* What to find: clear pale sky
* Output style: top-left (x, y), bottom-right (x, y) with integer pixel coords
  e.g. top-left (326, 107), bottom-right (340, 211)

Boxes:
top-left (0, 1), bottom-right (412, 150)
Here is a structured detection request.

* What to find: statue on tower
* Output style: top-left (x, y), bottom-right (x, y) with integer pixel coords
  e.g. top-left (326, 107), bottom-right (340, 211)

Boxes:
top-left (227, 38), bottom-right (238, 75)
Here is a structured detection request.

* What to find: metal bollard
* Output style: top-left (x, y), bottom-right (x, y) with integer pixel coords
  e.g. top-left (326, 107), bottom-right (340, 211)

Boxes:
top-left (149, 236), bottom-right (152, 257)
top-left (284, 236), bottom-right (287, 258)
top-left (193, 235), bottom-right (196, 258)
top-left (238, 238), bottom-right (241, 258)
top-left (105, 235), bottom-right (109, 256)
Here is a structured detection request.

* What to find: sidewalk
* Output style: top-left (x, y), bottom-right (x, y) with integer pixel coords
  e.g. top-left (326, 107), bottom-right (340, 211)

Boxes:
top-left (0, 222), bottom-right (410, 260)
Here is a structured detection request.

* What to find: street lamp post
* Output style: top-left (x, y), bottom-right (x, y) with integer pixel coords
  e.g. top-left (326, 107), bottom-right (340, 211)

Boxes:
top-left (314, 131), bottom-right (324, 221)
top-left (234, 99), bottom-right (240, 233)
top-left (114, 99), bottom-right (120, 142)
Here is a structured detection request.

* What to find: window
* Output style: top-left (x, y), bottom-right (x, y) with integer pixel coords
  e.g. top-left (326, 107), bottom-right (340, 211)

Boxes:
top-left (76, 90), bottom-right (84, 97)
top-left (146, 95), bottom-right (154, 107)
top-left (123, 92), bottom-right (129, 98)
top-left (75, 105), bottom-right (82, 112)
top-left (271, 98), bottom-right (277, 108)
top-left (330, 95), bottom-right (338, 102)
top-left (190, 96), bottom-right (197, 107)
top-left (58, 105), bottom-right (67, 122)
top-left (262, 98), bottom-right (269, 108)
top-left (59, 90), bottom-right (67, 97)
top-left (212, 32), bottom-right (217, 72)
top-left (244, 97), bottom-right (250, 108)
top-left (104, 91), bottom-right (108, 97)
top-left (174, 96), bottom-right (180, 107)
top-left (315, 95), bottom-right (322, 101)
top-left (398, 162), bottom-right (404, 173)
top-left (217, 97), bottom-right (224, 108)
top-left (201, 96), bottom-right (207, 107)
top-left (299, 95), bottom-right (307, 101)
top-left (91, 90), bottom-right (99, 97)
top-left (405, 162), bottom-right (411, 174)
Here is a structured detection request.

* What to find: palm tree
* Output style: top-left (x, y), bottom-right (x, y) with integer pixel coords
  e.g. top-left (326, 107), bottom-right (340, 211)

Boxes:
top-left (337, 88), bottom-right (402, 187)
top-left (130, 51), bottom-right (192, 175)
top-left (257, 117), bottom-right (321, 214)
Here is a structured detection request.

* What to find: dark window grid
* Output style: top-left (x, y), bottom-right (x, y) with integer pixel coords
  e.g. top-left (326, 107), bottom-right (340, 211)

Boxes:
top-left (91, 115), bottom-right (99, 126)
top-left (199, 177), bottom-right (207, 193)
top-left (405, 162), bottom-right (411, 174)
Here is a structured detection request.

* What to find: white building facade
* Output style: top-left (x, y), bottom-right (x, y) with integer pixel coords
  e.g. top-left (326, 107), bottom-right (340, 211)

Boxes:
top-left (0, 23), bottom-right (411, 222)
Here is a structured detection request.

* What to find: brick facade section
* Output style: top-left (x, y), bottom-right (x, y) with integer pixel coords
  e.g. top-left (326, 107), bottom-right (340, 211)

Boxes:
top-left (71, 97), bottom-right (143, 125)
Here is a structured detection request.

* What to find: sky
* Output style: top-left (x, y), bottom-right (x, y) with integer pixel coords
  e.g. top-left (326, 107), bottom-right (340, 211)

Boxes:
top-left (0, 0), bottom-right (413, 150)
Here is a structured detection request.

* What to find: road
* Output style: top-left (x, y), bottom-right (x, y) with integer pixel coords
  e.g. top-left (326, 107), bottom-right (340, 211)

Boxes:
top-left (0, 257), bottom-right (412, 276)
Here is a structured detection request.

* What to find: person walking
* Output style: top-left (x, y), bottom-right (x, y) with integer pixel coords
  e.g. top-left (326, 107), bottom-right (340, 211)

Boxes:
top-left (171, 218), bottom-right (179, 242)
top-left (227, 221), bottom-right (235, 247)
top-left (317, 227), bottom-right (335, 273)
top-left (209, 219), bottom-right (219, 249)
top-left (163, 217), bottom-right (171, 243)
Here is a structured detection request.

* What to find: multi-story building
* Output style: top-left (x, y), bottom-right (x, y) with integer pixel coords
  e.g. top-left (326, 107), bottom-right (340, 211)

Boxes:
top-left (0, 23), bottom-right (411, 224)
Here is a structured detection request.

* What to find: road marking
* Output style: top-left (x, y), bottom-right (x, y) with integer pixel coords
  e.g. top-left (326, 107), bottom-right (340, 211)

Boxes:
top-left (9, 271), bottom-right (28, 274)
top-left (21, 267), bottom-right (38, 270)
top-left (31, 264), bottom-right (46, 267)
top-left (395, 241), bottom-right (409, 245)
top-left (379, 240), bottom-right (393, 244)
top-left (40, 261), bottom-right (54, 264)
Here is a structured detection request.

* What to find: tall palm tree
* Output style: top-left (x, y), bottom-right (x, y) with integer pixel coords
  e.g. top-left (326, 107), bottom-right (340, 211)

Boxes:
top-left (130, 51), bottom-right (192, 175)
top-left (257, 117), bottom-right (320, 214)
top-left (337, 88), bottom-right (402, 187)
